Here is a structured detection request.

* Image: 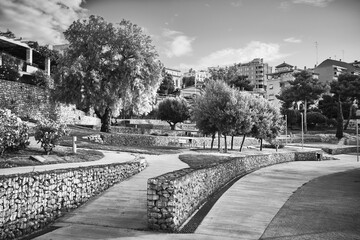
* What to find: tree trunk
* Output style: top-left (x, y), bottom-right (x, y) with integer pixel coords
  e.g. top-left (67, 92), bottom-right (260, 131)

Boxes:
top-left (224, 135), bottom-right (227, 153)
top-left (218, 132), bottom-right (221, 151)
top-left (336, 96), bottom-right (344, 139)
top-left (344, 102), bottom-right (355, 130)
top-left (304, 99), bottom-right (308, 134)
top-left (211, 134), bottom-right (215, 150)
top-left (231, 135), bottom-right (234, 150)
top-left (260, 138), bottom-right (263, 151)
top-left (239, 135), bottom-right (246, 152)
top-left (100, 107), bottom-right (112, 133)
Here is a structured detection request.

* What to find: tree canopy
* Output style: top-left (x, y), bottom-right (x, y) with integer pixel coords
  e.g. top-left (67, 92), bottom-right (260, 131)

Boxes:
top-left (53, 15), bottom-right (163, 132)
top-left (158, 70), bottom-right (175, 95)
top-left (277, 70), bottom-right (326, 133)
top-left (157, 97), bottom-right (190, 130)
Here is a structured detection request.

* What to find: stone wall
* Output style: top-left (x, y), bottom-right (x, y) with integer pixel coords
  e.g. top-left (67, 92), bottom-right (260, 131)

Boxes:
top-left (0, 79), bottom-right (100, 126)
top-left (0, 159), bottom-right (147, 239)
top-left (101, 132), bottom-right (259, 149)
top-left (147, 151), bottom-right (321, 232)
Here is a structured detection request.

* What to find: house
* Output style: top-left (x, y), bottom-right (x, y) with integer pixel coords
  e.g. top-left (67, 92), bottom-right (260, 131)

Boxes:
top-left (0, 36), bottom-right (51, 76)
top-left (165, 67), bottom-right (182, 89)
top-left (314, 58), bottom-right (360, 85)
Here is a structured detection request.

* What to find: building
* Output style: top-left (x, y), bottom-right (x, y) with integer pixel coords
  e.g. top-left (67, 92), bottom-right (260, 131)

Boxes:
top-left (165, 67), bottom-right (182, 89)
top-left (0, 36), bottom-right (51, 76)
top-left (266, 62), bottom-right (300, 107)
top-left (194, 70), bottom-right (210, 87)
top-left (236, 58), bottom-right (272, 94)
top-left (314, 58), bottom-right (360, 85)
top-left (348, 60), bottom-right (360, 69)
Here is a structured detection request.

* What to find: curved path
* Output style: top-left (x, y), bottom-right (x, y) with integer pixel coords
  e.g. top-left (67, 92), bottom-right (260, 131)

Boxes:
top-left (32, 153), bottom-right (360, 240)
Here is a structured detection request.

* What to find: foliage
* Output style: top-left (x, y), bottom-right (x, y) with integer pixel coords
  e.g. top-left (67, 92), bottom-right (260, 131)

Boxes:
top-left (157, 97), bottom-right (190, 130)
top-left (53, 15), bottom-right (163, 132)
top-left (0, 29), bottom-right (16, 38)
top-left (208, 64), bottom-right (254, 91)
top-left (306, 112), bottom-right (328, 128)
top-left (331, 73), bottom-right (360, 132)
top-left (0, 65), bottom-right (19, 81)
top-left (34, 119), bottom-right (68, 154)
top-left (192, 80), bottom-right (281, 152)
top-left (158, 70), bottom-right (175, 95)
top-left (182, 76), bottom-right (195, 87)
top-left (276, 70), bottom-right (326, 133)
top-left (0, 109), bottom-right (29, 156)
top-left (250, 97), bottom-right (284, 150)
top-left (30, 70), bottom-right (51, 88)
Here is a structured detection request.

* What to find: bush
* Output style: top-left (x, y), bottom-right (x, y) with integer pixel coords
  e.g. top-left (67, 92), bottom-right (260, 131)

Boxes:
top-left (34, 119), bottom-right (68, 154)
top-left (0, 65), bottom-right (20, 81)
top-left (327, 118), bottom-right (337, 127)
top-left (307, 112), bottom-right (328, 128)
top-left (0, 109), bottom-right (29, 155)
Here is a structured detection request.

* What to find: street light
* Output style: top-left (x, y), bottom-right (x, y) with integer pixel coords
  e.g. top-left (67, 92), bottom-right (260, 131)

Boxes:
top-left (300, 112), bottom-right (304, 149)
top-left (356, 110), bottom-right (360, 162)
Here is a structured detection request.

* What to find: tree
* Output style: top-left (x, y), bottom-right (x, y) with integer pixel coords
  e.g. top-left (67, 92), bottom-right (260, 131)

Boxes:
top-left (192, 80), bottom-right (234, 152)
top-left (53, 15), bottom-right (162, 132)
top-left (157, 97), bottom-right (190, 130)
top-left (229, 75), bottom-right (254, 91)
top-left (182, 76), bottom-right (195, 88)
top-left (0, 29), bottom-right (16, 38)
top-left (158, 70), bottom-right (175, 95)
top-left (276, 70), bottom-right (326, 133)
top-left (331, 74), bottom-right (360, 132)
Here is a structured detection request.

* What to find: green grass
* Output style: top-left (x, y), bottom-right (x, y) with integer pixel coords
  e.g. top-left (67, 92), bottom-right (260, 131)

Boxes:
top-left (179, 154), bottom-right (234, 169)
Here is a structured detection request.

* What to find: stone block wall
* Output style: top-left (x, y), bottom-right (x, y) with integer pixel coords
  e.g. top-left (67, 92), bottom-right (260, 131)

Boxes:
top-left (147, 151), bottom-right (320, 232)
top-left (0, 79), bottom-right (100, 126)
top-left (102, 132), bottom-right (259, 149)
top-left (0, 159), bottom-right (147, 239)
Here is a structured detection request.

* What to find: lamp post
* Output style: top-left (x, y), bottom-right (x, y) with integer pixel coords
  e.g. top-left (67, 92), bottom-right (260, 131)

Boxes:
top-left (356, 110), bottom-right (360, 162)
top-left (300, 112), bottom-right (304, 149)
top-left (285, 114), bottom-right (288, 146)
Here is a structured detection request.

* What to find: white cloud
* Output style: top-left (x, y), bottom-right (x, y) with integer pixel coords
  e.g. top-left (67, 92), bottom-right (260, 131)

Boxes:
top-left (162, 29), bottom-right (195, 58)
top-left (284, 37), bottom-right (302, 43)
top-left (0, 0), bottom-right (87, 45)
top-left (292, 0), bottom-right (334, 7)
top-left (279, 1), bottom-right (291, 9)
top-left (231, 1), bottom-right (243, 7)
top-left (189, 41), bottom-right (287, 69)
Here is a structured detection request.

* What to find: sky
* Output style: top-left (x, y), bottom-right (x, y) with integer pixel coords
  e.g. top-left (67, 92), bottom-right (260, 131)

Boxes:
top-left (1, 0), bottom-right (359, 71)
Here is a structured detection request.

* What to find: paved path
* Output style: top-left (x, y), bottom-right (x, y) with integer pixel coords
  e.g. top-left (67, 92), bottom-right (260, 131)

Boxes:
top-left (33, 152), bottom-right (360, 240)
top-left (195, 154), bottom-right (360, 240)
top-left (261, 168), bottom-right (360, 240)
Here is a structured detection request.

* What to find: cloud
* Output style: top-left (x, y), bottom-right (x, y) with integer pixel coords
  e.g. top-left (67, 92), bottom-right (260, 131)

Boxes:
top-left (284, 37), bottom-right (302, 43)
top-left (231, 1), bottom-right (243, 7)
top-left (292, 0), bottom-right (334, 7)
top-left (179, 41), bottom-right (287, 70)
top-left (162, 29), bottom-right (195, 58)
top-left (279, 1), bottom-right (291, 9)
top-left (0, 0), bottom-right (87, 45)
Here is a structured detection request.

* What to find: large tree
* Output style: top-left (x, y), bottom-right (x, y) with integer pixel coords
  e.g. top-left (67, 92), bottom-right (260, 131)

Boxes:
top-left (277, 70), bottom-right (326, 133)
top-left (157, 97), bottom-right (190, 130)
top-left (53, 16), bottom-right (162, 132)
top-left (158, 70), bottom-right (175, 95)
top-left (331, 74), bottom-right (360, 138)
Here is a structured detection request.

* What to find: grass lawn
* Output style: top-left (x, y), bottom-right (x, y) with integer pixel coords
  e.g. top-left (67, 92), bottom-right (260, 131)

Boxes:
top-left (0, 146), bottom-right (104, 168)
top-left (59, 125), bottom-right (186, 155)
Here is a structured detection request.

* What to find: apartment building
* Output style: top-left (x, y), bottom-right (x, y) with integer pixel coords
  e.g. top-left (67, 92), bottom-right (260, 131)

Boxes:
top-left (267, 62), bottom-right (300, 107)
top-left (314, 58), bottom-right (360, 84)
top-left (236, 58), bottom-right (272, 94)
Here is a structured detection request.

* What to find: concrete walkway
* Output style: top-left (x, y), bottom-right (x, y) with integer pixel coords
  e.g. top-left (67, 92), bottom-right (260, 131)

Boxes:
top-left (30, 151), bottom-right (360, 240)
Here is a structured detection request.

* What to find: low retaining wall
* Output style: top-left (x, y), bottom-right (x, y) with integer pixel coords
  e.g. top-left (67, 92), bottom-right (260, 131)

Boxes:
top-left (0, 159), bottom-right (147, 240)
top-left (101, 133), bottom-right (259, 149)
top-left (147, 151), bottom-right (321, 232)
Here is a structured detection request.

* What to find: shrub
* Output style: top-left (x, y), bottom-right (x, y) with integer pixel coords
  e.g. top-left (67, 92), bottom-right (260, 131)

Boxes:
top-left (327, 118), bottom-right (337, 127)
top-left (0, 65), bottom-right (20, 81)
top-left (34, 119), bottom-right (68, 154)
top-left (0, 108), bottom-right (29, 155)
top-left (306, 112), bottom-right (328, 128)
